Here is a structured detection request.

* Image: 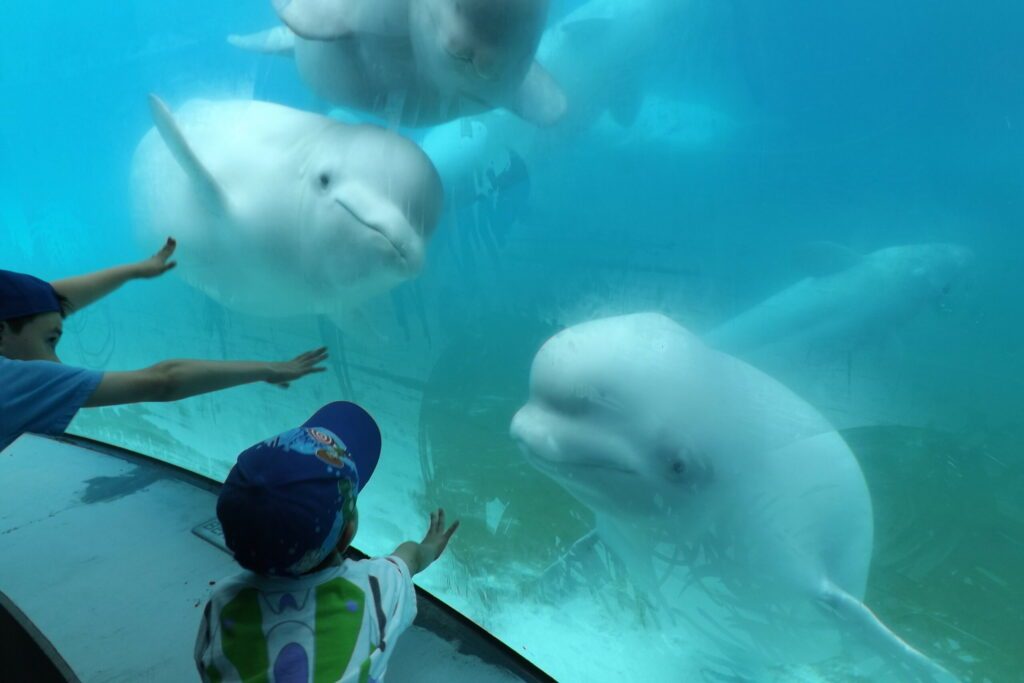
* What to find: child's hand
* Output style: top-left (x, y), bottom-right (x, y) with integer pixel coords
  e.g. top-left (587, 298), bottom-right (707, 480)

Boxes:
top-left (135, 237), bottom-right (178, 278)
top-left (420, 508), bottom-right (459, 563)
top-left (391, 509), bottom-right (460, 575)
top-left (265, 347), bottom-right (329, 387)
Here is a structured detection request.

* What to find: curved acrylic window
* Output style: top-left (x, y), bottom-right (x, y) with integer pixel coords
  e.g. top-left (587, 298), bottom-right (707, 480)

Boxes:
top-left (3, 1), bottom-right (1022, 681)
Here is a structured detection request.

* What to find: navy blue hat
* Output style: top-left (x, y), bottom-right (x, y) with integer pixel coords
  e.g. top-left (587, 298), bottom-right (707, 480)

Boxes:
top-left (0, 270), bottom-right (61, 320)
top-left (217, 402), bottom-right (382, 576)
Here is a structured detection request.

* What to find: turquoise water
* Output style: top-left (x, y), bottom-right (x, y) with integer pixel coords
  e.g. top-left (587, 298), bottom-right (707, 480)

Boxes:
top-left (2, 1), bottom-right (1022, 680)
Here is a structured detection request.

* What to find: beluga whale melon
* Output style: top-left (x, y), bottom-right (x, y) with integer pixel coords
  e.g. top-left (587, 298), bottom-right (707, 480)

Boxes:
top-left (229, 0), bottom-right (566, 127)
top-left (131, 96), bottom-right (443, 320)
top-left (511, 312), bottom-right (959, 681)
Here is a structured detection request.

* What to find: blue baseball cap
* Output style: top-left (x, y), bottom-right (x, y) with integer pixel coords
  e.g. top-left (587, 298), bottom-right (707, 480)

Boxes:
top-left (0, 270), bottom-right (61, 320)
top-left (217, 402), bottom-right (383, 576)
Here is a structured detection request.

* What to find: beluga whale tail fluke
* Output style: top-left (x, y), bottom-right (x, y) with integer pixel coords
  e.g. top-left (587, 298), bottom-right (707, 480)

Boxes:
top-left (511, 312), bottom-right (959, 681)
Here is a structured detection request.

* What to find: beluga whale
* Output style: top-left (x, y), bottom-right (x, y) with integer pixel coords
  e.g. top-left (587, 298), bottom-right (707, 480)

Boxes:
top-left (706, 242), bottom-right (975, 356)
top-left (420, 0), bottom-right (709, 225)
top-left (229, 0), bottom-right (566, 127)
top-left (511, 313), bottom-right (958, 681)
top-left (131, 96), bottom-right (443, 320)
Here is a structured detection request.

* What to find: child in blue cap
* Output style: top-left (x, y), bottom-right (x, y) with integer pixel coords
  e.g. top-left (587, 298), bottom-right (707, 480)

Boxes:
top-left (197, 401), bottom-right (459, 683)
top-left (1, 238), bottom-right (328, 451)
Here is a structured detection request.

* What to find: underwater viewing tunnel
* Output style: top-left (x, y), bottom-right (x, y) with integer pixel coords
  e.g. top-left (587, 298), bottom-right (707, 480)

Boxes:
top-left (2, 0), bottom-right (1023, 681)
top-left (0, 434), bottom-right (552, 682)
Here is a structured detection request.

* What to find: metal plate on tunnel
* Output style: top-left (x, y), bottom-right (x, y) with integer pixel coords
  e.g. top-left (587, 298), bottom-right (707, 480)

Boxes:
top-left (192, 517), bottom-right (230, 554)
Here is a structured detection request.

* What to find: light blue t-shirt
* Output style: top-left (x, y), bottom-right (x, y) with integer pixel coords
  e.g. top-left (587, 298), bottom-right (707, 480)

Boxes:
top-left (0, 356), bottom-right (103, 451)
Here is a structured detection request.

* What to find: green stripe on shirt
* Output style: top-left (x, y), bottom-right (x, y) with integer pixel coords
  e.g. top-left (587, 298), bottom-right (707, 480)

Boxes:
top-left (205, 662), bottom-right (224, 683)
top-left (221, 588), bottom-right (270, 683)
top-left (313, 577), bottom-right (365, 683)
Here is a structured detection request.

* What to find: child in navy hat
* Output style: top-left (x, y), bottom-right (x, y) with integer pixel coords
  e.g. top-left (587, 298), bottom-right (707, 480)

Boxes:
top-left (196, 401), bottom-right (459, 683)
top-left (1, 238), bottom-right (329, 451)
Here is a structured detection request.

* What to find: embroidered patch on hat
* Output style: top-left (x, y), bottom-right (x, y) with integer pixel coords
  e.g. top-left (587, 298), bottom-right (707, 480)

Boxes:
top-left (307, 428), bottom-right (336, 446)
top-left (315, 446), bottom-right (351, 469)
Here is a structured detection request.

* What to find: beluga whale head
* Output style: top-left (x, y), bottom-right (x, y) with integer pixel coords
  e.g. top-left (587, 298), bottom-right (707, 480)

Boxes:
top-left (302, 123), bottom-right (443, 286)
top-left (901, 242), bottom-right (975, 298)
top-left (409, 0), bottom-right (560, 121)
top-left (511, 313), bottom-right (721, 527)
top-left (133, 97), bottom-right (443, 318)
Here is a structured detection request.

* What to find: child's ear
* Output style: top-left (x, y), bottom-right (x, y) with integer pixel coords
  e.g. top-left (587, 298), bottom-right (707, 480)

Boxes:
top-left (339, 519), bottom-right (357, 550)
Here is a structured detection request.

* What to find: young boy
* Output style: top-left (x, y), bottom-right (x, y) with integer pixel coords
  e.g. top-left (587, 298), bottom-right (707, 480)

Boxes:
top-left (0, 238), bottom-right (328, 451)
top-left (197, 401), bottom-right (459, 683)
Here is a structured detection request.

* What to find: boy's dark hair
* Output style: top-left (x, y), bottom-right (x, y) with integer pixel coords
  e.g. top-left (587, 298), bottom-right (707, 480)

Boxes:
top-left (1, 294), bottom-right (71, 333)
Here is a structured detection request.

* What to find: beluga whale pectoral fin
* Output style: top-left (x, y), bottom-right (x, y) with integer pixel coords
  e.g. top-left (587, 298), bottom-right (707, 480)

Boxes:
top-left (507, 61), bottom-right (568, 127)
top-left (227, 26), bottom-right (296, 55)
top-left (817, 582), bottom-right (959, 682)
top-left (146, 95), bottom-right (228, 216)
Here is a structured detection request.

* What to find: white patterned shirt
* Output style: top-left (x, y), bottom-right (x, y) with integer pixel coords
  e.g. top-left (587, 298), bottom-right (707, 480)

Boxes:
top-left (196, 555), bottom-right (417, 683)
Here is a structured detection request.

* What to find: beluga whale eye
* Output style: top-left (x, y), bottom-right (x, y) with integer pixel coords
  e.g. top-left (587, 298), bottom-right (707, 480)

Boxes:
top-left (665, 454), bottom-right (691, 484)
top-left (319, 172), bottom-right (331, 189)
top-left (656, 441), bottom-right (707, 488)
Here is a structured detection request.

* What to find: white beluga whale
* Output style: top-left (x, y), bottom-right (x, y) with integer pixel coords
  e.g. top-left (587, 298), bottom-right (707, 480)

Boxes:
top-left (420, 0), bottom-right (724, 214)
top-left (418, 0), bottom-right (655, 169)
top-left (132, 96), bottom-right (443, 319)
top-left (706, 242), bottom-right (975, 356)
top-left (525, 0), bottom-right (689, 132)
top-left (229, 0), bottom-right (566, 127)
top-left (511, 313), bottom-right (957, 681)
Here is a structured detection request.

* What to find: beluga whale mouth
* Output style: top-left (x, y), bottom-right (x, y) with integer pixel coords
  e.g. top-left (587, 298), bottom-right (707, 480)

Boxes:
top-left (447, 51), bottom-right (501, 83)
top-left (449, 56), bottom-right (501, 83)
top-left (334, 198), bottom-right (410, 269)
top-left (560, 459), bottom-right (637, 475)
top-left (510, 405), bottom-right (638, 479)
top-left (515, 434), bottom-right (636, 476)
top-left (445, 46), bottom-right (473, 64)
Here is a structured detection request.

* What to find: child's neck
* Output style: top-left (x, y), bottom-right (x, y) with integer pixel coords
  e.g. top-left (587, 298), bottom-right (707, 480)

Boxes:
top-left (305, 550), bottom-right (343, 575)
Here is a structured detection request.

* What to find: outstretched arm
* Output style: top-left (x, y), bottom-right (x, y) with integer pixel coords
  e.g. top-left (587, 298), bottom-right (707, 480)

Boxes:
top-left (84, 347), bottom-right (328, 407)
top-left (52, 238), bottom-right (177, 314)
top-left (391, 508), bottom-right (460, 576)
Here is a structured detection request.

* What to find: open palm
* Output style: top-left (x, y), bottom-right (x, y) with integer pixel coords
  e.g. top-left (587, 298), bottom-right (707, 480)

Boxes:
top-left (136, 237), bottom-right (178, 279)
